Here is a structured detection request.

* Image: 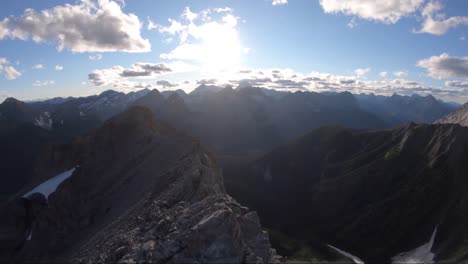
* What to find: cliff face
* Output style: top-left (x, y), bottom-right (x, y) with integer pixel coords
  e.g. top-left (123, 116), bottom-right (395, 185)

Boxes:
top-left (436, 103), bottom-right (468, 127)
top-left (230, 123), bottom-right (468, 263)
top-left (0, 106), bottom-right (279, 263)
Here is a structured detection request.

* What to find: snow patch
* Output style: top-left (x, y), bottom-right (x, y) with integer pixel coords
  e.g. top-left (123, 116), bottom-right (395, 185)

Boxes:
top-left (328, 245), bottom-right (365, 264)
top-left (391, 227), bottom-right (438, 264)
top-left (34, 111), bottom-right (53, 130)
top-left (23, 167), bottom-right (77, 201)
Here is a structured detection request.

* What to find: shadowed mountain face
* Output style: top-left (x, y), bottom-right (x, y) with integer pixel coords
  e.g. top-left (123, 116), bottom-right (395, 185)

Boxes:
top-left (0, 88), bottom-right (457, 200)
top-left (436, 102), bottom-right (468, 127)
top-left (0, 90), bottom-right (152, 198)
top-left (0, 107), bottom-right (280, 263)
top-left (272, 91), bottom-right (387, 139)
top-left (356, 93), bottom-right (457, 126)
top-left (0, 87), bottom-right (466, 263)
top-left (137, 87), bottom-right (388, 155)
top-left (225, 123), bottom-right (468, 263)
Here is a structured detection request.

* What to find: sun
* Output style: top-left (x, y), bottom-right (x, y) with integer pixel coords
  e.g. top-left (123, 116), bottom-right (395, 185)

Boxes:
top-left (197, 14), bottom-right (243, 74)
top-left (159, 9), bottom-right (247, 79)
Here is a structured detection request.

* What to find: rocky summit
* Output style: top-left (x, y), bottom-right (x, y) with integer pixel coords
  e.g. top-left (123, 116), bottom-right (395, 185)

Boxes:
top-left (0, 106), bottom-right (279, 263)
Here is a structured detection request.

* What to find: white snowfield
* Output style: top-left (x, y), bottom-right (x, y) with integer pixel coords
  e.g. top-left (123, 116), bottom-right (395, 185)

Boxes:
top-left (22, 167), bottom-right (78, 201)
top-left (392, 227), bottom-right (438, 264)
top-left (328, 245), bottom-right (365, 264)
top-left (329, 226), bottom-right (437, 264)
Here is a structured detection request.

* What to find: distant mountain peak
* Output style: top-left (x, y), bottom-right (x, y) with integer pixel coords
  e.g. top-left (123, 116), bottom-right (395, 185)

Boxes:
top-left (2, 97), bottom-right (24, 105)
top-left (190, 84), bottom-right (223, 96)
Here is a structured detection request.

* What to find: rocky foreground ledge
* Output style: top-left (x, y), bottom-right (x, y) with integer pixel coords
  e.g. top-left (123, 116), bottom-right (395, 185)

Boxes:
top-left (0, 107), bottom-right (280, 263)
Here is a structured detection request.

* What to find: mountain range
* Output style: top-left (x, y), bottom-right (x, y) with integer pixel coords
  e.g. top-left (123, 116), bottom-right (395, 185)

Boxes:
top-left (1, 85), bottom-right (467, 263)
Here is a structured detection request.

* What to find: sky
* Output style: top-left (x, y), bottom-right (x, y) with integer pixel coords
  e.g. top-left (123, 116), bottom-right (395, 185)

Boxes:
top-left (0, 0), bottom-right (467, 103)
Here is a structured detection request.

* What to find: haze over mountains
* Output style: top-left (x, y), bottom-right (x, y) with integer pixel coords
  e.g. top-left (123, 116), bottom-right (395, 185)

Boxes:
top-left (1, 84), bottom-right (468, 263)
top-left (0, 85), bottom-right (457, 197)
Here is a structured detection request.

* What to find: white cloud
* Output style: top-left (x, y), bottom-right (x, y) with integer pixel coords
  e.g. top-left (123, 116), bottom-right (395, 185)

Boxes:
top-left (394, 71), bottom-right (409, 78)
top-left (445, 81), bottom-right (468, 88)
top-left (272, 0), bottom-right (288, 6)
top-left (0, 58), bottom-right (21, 80)
top-left (156, 80), bottom-right (178, 88)
top-left (418, 53), bottom-right (468, 79)
top-left (88, 61), bottom-right (468, 102)
top-left (354, 68), bottom-right (371, 76)
top-left (380, 71), bottom-right (389, 77)
top-left (55, 65), bottom-right (63, 71)
top-left (347, 17), bottom-right (359, 28)
top-left (33, 80), bottom-right (55, 86)
top-left (0, 0), bottom-right (150, 53)
top-left (151, 7), bottom-right (245, 73)
top-left (319, 0), bottom-right (424, 24)
top-left (88, 62), bottom-right (172, 87)
top-left (89, 54), bottom-right (103, 60)
top-left (416, 1), bottom-right (468, 35)
top-left (33, 64), bottom-right (45, 70)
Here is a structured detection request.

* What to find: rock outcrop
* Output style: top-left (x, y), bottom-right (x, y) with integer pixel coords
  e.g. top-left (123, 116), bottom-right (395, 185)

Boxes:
top-left (436, 102), bottom-right (468, 127)
top-left (0, 106), bottom-right (279, 263)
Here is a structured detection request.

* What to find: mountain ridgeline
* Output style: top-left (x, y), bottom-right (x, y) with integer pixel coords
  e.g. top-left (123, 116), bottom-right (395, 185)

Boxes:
top-left (0, 85), bottom-right (466, 263)
top-left (225, 123), bottom-right (468, 263)
top-left (436, 102), bottom-right (468, 127)
top-left (0, 107), bottom-right (280, 263)
top-left (0, 86), bottom-right (455, 198)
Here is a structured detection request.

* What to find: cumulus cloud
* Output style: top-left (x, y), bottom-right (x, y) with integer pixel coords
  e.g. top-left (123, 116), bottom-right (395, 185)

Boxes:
top-left (0, 0), bottom-right (150, 53)
top-left (55, 65), bottom-right (63, 71)
top-left (319, 0), bottom-right (424, 24)
top-left (88, 61), bottom-right (468, 102)
top-left (197, 79), bottom-right (219, 85)
top-left (33, 64), bottom-right (45, 70)
top-left (156, 80), bottom-right (178, 88)
top-left (394, 71), bottom-right (409, 78)
top-left (88, 62), bottom-right (172, 88)
top-left (272, 0), bottom-right (288, 6)
top-left (89, 54), bottom-right (103, 61)
top-left (380, 71), bottom-right (389, 77)
top-left (416, 1), bottom-right (468, 35)
top-left (445, 81), bottom-right (468, 88)
top-left (120, 63), bottom-right (172, 77)
top-left (354, 68), bottom-right (371, 76)
top-left (33, 80), bottom-right (55, 86)
top-left (229, 69), bottom-right (468, 102)
top-left (418, 53), bottom-right (468, 79)
top-left (0, 58), bottom-right (21, 80)
top-left (347, 17), bottom-right (359, 28)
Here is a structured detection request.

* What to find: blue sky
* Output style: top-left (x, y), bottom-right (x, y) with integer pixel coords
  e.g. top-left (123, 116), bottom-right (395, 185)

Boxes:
top-left (0, 0), bottom-right (467, 102)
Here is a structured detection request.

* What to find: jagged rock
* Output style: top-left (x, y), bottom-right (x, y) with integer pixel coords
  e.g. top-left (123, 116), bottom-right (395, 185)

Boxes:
top-left (436, 102), bottom-right (468, 127)
top-left (0, 106), bottom-right (279, 264)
